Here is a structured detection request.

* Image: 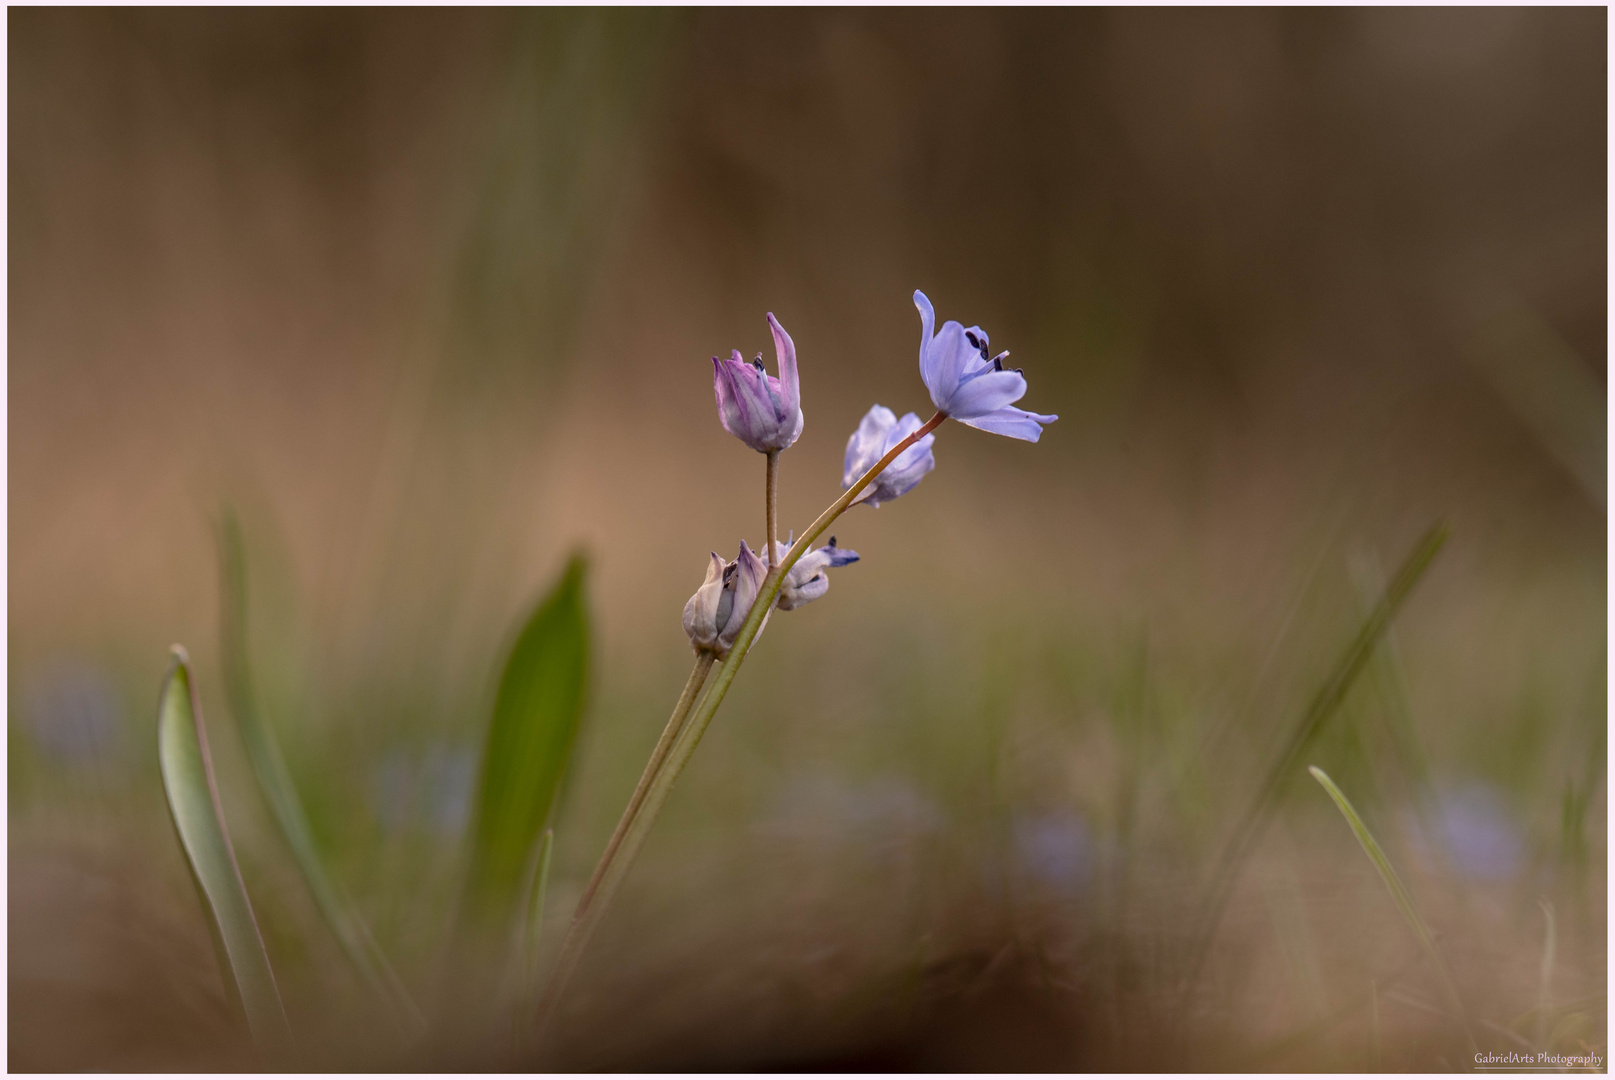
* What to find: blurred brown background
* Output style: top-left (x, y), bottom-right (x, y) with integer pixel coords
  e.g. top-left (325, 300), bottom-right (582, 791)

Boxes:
top-left (9, 8), bottom-right (1605, 1071)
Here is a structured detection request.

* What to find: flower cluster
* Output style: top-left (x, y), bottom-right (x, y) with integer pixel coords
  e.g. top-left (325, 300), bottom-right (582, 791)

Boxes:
top-left (546, 290), bottom-right (1059, 1022)
top-left (684, 290), bottom-right (1057, 654)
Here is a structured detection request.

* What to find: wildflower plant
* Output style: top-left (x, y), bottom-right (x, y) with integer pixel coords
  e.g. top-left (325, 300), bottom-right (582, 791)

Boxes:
top-left (150, 289), bottom-right (1057, 1062)
top-left (533, 291), bottom-right (1057, 1034)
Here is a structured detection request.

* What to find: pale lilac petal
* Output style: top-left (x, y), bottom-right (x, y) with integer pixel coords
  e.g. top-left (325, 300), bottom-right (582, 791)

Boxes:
top-left (956, 405), bottom-right (1058, 442)
top-left (843, 405), bottom-right (897, 489)
top-left (914, 290), bottom-right (938, 390)
top-left (927, 321), bottom-right (976, 411)
top-left (767, 313), bottom-right (800, 420)
top-left (944, 368), bottom-right (1027, 419)
top-left (712, 358), bottom-right (738, 436)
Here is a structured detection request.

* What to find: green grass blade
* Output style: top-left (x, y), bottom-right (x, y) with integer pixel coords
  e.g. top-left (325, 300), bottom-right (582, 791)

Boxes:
top-left (463, 553), bottom-right (591, 929)
top-left (521, 828), bottom-right (555, 1002)
top-left (217, 510), bottom-right (424, 1034)
top-left (1183, 521), bottom-right (1449, 992)
top-left (1308, 766), bottom-right (1474, 1051)
top-left (157, 647), bottom-right (293, 1053)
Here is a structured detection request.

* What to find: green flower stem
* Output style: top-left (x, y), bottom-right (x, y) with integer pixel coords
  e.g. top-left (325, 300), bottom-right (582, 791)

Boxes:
top-left (765, 448), bottom-right (780, 568)
top-left (572, 651), bottom-right (715, 918)
top-left (532, 411), bottom-right (946, 1045)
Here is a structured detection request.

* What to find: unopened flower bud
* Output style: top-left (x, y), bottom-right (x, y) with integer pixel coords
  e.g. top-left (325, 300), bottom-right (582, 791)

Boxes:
top-left (772, 535), bottom-right (860, 611)
top-left (712, 313), bottom-right (804, 453)
top-left (682, 540), bottom-right (770, 657)
top-left (843, 405), bottom-right (936, 507)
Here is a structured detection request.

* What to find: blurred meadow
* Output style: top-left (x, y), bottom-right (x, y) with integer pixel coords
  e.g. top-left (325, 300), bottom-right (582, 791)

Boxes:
top-left (8, 7), bottom-right (1607, 1071)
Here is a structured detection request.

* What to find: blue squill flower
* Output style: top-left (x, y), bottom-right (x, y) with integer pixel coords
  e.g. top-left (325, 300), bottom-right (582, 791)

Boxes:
top-left (914, 290), bottom-right (1056, 441)
top-left (771, 535), bottom-right (860, 610)
top-left (712, 313), bottom-right (804, 453)
top-left (682, 540), bottom-right (770, 656)
top-left (842, 405), bottom-right (936, 507)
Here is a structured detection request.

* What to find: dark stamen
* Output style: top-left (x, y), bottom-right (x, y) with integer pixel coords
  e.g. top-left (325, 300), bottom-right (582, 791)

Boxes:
top-left (828, 535), bottom-right (837, 547)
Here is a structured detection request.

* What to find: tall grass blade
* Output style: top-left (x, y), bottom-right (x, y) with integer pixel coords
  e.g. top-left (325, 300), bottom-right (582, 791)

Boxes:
top-left (217, 510), bottom-right (424, 1034)
top-left (1308, 766), bottom-right (1474, 1051)
top-left (157, 647), bottom-right (292, 1053)
top-left (516, 829), bottom-right (555, 1021)
top-left (463, 554), bottom-right (590, 929)
top-left (1183, 521), bottom-right (1448, 992)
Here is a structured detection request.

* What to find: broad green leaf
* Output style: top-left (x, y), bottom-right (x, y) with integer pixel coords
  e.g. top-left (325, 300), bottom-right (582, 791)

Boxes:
top-left (1308, 765), bottom-right (1473, 1051)
top-left (157, 647), bottom-right (292, 1052)
top-left (464, 554), bottom-right (591, 928)
top-left (217, 510), bottom-right (423, 1033)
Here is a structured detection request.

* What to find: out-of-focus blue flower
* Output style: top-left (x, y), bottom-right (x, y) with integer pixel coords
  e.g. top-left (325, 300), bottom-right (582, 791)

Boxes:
top-left (26, 660), bottom-right (125, 767)
top-left (772, 535), bottom-right (860, 610)
top-left (754, 770), bottom-right (946, 857)
top-left (914, 290), bottom-right (1056, 441)
top-left (370, 743), bottom-right (474, 835)
top-left (842, 405), bottom-right (937, 507)
top-left (682, 540), bottom-right (769, 657)
top-left (712, 312), bottom-right (804, 453)
top-left (1013, 812), bottom-right (1094, 896)
top-left (1434, 783), bottom-right (1524, 882)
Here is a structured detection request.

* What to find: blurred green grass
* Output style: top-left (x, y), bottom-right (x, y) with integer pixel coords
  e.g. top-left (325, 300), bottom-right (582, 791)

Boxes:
top-left (9, 6), bottom-right (1605, 1072)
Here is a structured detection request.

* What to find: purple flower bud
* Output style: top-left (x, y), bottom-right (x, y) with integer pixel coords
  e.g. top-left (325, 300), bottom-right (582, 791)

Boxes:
top-left (682, 541), bottom-right (770, 657)
top-left (712, 313), bottom-right (804, 453)
top-left (771, 535), bottom-right (860, 611)
top-left (914, 290), bottom-right (1056, 442)
top-left (842, 405), bottom-right (936, 507)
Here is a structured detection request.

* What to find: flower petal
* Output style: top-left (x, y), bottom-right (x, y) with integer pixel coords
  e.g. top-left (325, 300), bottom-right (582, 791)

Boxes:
top-left (926, 320), bottom-right (980, 412)
top-left (914, 290), bottom-right (943, 395)
top-left (843, 404), bottom-right (897, 489)
top-left (943, 368), bottom-right (1027, 419)
top-left (955, 405), bottom-right (1058, 442)
top-left (767, 313), bottom-right (800, 422)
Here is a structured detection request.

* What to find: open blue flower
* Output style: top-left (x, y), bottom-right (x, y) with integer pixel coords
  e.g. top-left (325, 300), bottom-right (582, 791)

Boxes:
top-left (914, 290), bottom-right (1056, 442)
top-left (712, 313), bottom-right (804, 453)
top-left (842, 405), bottom-right (936, 507)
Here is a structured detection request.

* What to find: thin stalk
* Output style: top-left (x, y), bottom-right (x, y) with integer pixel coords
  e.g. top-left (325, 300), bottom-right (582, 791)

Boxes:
top-left (573, 652), bottom-right (715, 918)
top-left (788, 412), bottom-right (945, 563)
top-left (532, 411), bottom-right (947, 1043)
top-left (765, 449), bottom-right (780, 567)
top-left (1180, 522), bottom-right (1448, 999)
top-left (1309, 766), bottom-right (1475, 1054)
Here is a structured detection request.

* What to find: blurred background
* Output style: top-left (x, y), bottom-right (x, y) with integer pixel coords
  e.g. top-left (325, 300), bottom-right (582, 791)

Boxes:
top-left (8, 7), bottom-right (1605, 1071)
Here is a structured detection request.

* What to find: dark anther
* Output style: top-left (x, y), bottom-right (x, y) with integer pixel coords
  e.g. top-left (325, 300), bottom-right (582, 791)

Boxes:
top-left (828, 535), bottom-right (837, 547)
top-left (965, 330), bottom-right (981, 350)
top-left (750, 355), bottom-right (766, 371)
